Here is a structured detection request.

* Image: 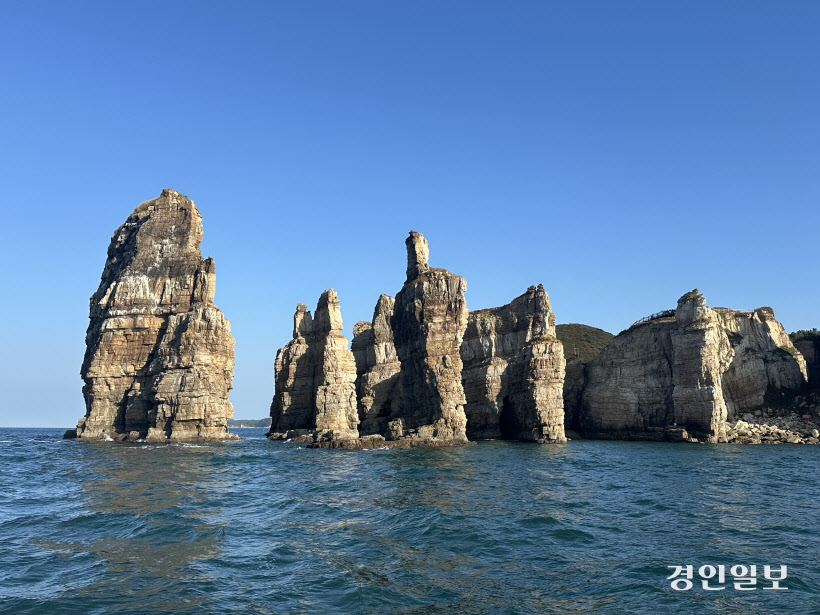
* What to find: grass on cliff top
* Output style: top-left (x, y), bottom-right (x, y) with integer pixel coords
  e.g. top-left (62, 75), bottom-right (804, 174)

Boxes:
top-left (556, 324), bottom-right (614, 363)
top-left (791, 328), bottom-right (820, 343)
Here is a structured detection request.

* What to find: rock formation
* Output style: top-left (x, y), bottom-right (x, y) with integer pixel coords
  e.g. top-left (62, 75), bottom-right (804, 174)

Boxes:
top-left (554, 324), bottom-right (613, 433)
top-left (461, 285), bottom-right (566, 442)
top-left (270, 231), bottom-right (472, 448)
top-left (388, 231), bottom-right (470, 445)
top-left (562, 359), bottom-right (586, 434)
top-left (793, 336), bottom-right (820, 389)
top-left (66, 189), bottom-right (237, 442)
top-left (581, 289), bottom-right (808, 442)
top-left (352, 294), bottom-right (401, 436)
top-left (268, 290), bottom-right (360, 444)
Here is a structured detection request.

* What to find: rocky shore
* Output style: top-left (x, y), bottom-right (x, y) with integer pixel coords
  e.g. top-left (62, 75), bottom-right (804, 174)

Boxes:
top-left (68, 189), bottom-right (819, 447)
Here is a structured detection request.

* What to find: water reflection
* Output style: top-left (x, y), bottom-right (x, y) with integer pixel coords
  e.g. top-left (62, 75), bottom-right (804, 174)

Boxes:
top-left (48, 442), bottom-right (228, 612)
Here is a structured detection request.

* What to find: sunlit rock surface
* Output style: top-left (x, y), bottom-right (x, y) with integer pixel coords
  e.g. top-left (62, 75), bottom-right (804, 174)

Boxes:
top-left (461, 285), bottom-right (566, 443)
top-left (582, 289), bottom-right (807, 442)
top-left (268, 290), bottom-right (360, 444)
top-left (66, 189), bottom-right (236, 442)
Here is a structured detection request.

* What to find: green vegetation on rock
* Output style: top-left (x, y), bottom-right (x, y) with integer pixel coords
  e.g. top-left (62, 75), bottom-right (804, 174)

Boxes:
top-left (790, 328), bottom-right (820, 343)
top-left (556, 324), bottom-right (614, 363)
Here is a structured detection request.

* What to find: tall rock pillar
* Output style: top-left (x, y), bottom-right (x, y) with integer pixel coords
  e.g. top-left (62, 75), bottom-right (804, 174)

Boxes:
top-left (390, 231), bottom-right (470, 445)
top-left (67, 189), bottom-right (237, 442)
top-left (268, 290), bottom-right (360, 443)
top-left (671, 289), bottom-right (732, 442)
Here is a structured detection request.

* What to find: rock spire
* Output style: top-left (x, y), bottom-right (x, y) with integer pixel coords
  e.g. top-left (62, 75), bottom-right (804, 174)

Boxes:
top-left (66, 189), bottom-right (236, 441)
top-left (269, 290), bottom-right (360, 443)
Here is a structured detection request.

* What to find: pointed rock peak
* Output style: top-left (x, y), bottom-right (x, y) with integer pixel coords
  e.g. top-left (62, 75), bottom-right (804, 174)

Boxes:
top-left (405, 230), bottom-right (430, 282)
top-left (375, 293), bottom-right (395, 315)
top-left (293, 303), bottom-right (313, 338)
top-left (315, 289), bottom-right (344, 333)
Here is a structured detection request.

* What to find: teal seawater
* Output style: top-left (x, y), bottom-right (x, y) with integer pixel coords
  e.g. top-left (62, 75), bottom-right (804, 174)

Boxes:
top-left (0, 428), bottom-right (818, 614)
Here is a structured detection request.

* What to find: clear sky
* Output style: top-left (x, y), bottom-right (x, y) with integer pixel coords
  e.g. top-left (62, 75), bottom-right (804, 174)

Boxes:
top-left (1, 1), bottom-right (818, 427)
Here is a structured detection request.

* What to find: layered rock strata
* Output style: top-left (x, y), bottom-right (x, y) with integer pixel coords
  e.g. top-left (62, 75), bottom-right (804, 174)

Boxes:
top-left (352, 294), bottom-right (401, 436)
top-left (794, 337), bottom-right (820, 389)
top-left (269, 231), bottom-right (472, 448)
top-left (66, 189), bottom-right (237, 442)
top-left (387, 231), bottom-right (470, 445)
top-left (555, 324), bottom-right (614, 434)
top-left (562, 359), bottom-right (586, 434)
top-left (461, 285), bottom-right (566, 442)
top-left (268, 290), bottom-right (360, 444)
top-left (582, 290), bottom-right (808, 442)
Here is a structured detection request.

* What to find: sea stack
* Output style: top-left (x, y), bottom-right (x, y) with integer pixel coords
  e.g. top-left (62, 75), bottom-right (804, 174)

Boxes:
top-left (352, 294), bottom-right (401, 436)
top-left (65, 189), bottom-right (237, 442)
top-left (268, 290), bottom-right (360, 445)
top-left (461, 285), bottom-right (566, 443)
top-left (389, 231), bottom-right (470, 445)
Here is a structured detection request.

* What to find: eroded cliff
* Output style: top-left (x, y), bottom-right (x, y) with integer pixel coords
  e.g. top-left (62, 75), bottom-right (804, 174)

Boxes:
top-left (582, 289), bottom-right (808, 442)
top-left (66, 189), bottom-right (236, 442)
top-left (268, 290), bottom-right (360, 444)
top-left (388, 231), bottom-right (470, 445)
top-left (461, 285), bottom-right (566, 442)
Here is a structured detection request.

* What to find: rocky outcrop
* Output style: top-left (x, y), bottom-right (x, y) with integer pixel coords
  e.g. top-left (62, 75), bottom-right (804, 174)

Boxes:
top-left (267, 232), bottom-right (470, 449)
top-left (461, 285), bottom-right (566, 442)
top-left (794, 337), bottom-right (820, 389)
top-left (554, 324), bottom-right (613, 433)
top-left (717, 306), bottom-right (808, 416)
top-left (387, 231), bottom-right (471, 445)
top-left (726, 412), bottom-right (820, 444)
top-left (582, 290), bottom-right (808, 442)
top-left (562, 358), bottom-right (586, 433)
top-left (268, 232), bottom-right (573, 448)
top-left (268, 290), bottom-right (360, 443)
top-left (352, 295), bottom-right (401, 436)
top-left (66, 189), bottom-right (236, 442)
top-left (670, 290), bottom-right (733, 441)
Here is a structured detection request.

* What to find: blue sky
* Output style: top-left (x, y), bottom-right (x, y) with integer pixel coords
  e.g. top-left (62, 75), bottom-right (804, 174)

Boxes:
top-left (1, 1), bottom-right (818, 427)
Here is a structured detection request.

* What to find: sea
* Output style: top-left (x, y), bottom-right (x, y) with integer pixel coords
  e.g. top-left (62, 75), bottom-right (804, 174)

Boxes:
top-left (0, 427), bottom-right (817, 614)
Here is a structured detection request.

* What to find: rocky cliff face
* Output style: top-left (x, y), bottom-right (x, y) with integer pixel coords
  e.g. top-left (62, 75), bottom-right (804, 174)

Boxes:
top-left (352, 294), bottom-right (401, 436)
top-left (562, 359), bottom-right (586, 432)
top-left (389, 231), bottom-right (470, 445)
top-left (461, 285), bottom-right (566, 442)
top-left (717, 307), bottom-right (808, 415)
top-left (66, 189), bottom-right (236, 442)
top-left (795, 338), bottom-right (820, 388)
top-left (268, 232), bottom-right (471, 449)
top-left (555, 324), bottom-right (613, 433)
top-left (269, 290), bottom-right (360, 443)
top-left (582, 290), bottom-right (807, 442)
top-left (670, 290), bottom-right (733, 441)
